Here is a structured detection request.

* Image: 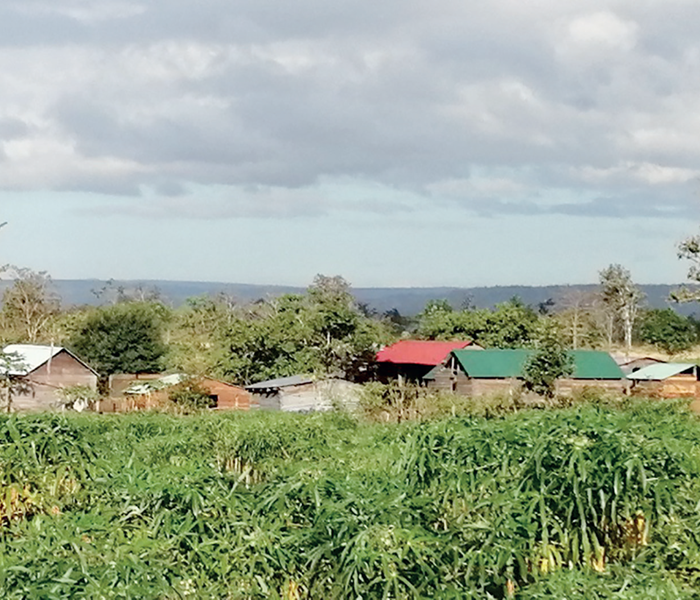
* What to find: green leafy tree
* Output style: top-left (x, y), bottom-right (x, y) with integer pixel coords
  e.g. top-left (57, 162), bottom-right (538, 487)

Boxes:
top-left (480, 298), bottom-right (541, 348)
top-left (166, 294), bottom-right (238, 375)
top-left (417, 297), bottom-right (541, 348)
top-left (639, 308), bottom-right (697, 354)
top-left (522, 324), bottom-right (574, 398)
top-left (216, 275), bottom-right (392, 384)
top-left (68, 302), bottom-right (169, 375)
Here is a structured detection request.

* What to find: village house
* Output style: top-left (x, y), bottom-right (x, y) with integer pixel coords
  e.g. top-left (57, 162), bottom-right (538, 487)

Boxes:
top-left (246, 375), bottom-right (361, 412)
top-left (375, 339), bottom-right (480, 383)
top-left (627, 363), bottom-right (700, 398)
top-left (3, 344), bottom-right (98, 411)
top-left (425, 348), bottom-right (627, 396)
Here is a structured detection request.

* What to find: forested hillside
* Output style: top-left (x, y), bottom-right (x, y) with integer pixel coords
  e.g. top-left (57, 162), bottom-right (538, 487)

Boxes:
top-left (0, 279), bottom-right (696, 316)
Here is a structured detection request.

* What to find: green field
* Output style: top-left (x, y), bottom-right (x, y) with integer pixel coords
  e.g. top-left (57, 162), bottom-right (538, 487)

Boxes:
top-left (2, 401), bottom-right (700, 598)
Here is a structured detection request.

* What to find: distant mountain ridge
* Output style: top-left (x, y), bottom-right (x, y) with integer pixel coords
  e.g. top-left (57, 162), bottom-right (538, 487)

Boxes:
top-left (6, 279), bottom-right (698, 317)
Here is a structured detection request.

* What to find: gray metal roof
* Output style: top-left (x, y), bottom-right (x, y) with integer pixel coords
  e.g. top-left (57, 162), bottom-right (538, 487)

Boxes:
top-left (246, 374), bottom-right (314, 391)
top-left (627, 363), bottom-right (697, 381)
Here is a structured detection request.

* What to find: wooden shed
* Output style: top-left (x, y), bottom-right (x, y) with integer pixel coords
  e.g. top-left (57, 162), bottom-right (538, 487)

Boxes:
top-left (375, 339), bottom-right (480, 383)
top-left (425, 349), bottom-right (627, 396)
top-left (3, 344), bottom-right (98, 411)
top-left (615, 356), bottom-right (667, 376)
top-left (627, 363), bottom-right (699, 398)
top-left (246, 375), bottom-right (361, 412)
top-left (102, 374), bottom-right (251, 412)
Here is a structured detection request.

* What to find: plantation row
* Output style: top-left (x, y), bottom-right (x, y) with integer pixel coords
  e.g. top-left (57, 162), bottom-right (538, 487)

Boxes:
top-left (1, 400), bottom-right (700, 598)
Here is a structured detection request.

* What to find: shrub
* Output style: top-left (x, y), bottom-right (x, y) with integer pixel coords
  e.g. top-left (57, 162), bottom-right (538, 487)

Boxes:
top-left (168, 380), bottom-right (216, 411)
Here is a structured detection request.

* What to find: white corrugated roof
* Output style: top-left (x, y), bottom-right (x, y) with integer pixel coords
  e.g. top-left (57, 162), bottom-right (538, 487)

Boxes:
top-left (3, 344), bottom-right (63, 375)
top-left (627, 363), bottom-right (697, 381)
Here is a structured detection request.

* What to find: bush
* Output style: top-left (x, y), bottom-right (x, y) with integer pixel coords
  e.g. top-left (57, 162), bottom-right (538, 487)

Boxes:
top-left (167, 380), bottom-right (216, 411)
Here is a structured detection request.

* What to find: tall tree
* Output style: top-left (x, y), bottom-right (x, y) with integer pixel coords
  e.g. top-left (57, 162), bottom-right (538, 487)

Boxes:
top-left (554, 289), bottom-right (599, 349)
top-left (0, 265), bottom-right (61, 343)
top-left (216, 275), bottom-right (392, 384)
top-left (672, 232), bottom-right (700, 302)
top-left (598, 264), bottom-right (643, 351)
top-left (522, 322), bottom-right (574, 398)
top-left (166, 294), bottom-right (238, 375)
top-left (68, 302), bottom-right (169, 375)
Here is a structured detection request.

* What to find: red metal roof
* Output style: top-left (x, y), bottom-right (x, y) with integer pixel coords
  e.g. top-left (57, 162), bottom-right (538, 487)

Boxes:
top-left (376, 340), bottom-right (473, 366)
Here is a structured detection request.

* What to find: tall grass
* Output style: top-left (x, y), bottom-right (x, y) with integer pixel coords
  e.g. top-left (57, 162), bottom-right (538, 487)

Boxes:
top-left (0, 401), bottom-right (699, 597)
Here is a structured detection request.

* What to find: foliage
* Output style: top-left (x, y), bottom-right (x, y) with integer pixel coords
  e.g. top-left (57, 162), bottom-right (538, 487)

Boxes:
top-left (0, 352), bottom-right (30, 413)
top-left (417, 297), bottom-right (542, 348)
top-left (54, 385), bottom-right (99, 412)
top-left (166, 294), bottom-right (237, 375)
top-left (67, 301), bottom-right (169, 375)
top-left (673, 232), bottom-right (700, 302)
top-left (522, 323), bottom-right (574, 397)
top-left (0, 402), bottom-right (700, 597)
top-left (167, 379), bottom-right (216, 411)
top-left (639, 308), bottom-right (697, 354)
top-left (0, 266), bottom-right (60, 343)
top-left (216, 275), bottom-right (392, 384)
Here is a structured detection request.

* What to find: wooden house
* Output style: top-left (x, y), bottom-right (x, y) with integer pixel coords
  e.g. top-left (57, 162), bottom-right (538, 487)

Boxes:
top-left (425, 349), bottom-right (627, 396)
top-left (627, 363), bottom-right (700, 398)
top-left (246, 375), bottom-right (361, 412)
top-left (375, 339), bottom-right (480, 383)
top-left (3, 344), bottom-right (98, 411)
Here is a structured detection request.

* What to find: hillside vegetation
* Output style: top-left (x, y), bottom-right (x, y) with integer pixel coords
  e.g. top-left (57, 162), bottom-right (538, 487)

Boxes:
top-left (2, 400), bottom-right (700, 598)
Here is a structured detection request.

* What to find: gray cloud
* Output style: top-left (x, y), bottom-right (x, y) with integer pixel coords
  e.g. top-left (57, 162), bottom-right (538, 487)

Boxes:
top-left (0, 0), bottom-right (699, 219)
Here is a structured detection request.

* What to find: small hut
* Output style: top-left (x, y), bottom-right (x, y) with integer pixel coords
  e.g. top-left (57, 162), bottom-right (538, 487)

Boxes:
top-left (246, 375), bottom-right (360, 412)
top-left (627, 363), bottom-right (699, 398)
top-left (615, 356), bottom-right (667, 376)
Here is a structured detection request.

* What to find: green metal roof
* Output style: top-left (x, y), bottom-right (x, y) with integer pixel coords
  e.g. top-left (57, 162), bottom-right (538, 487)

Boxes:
top-left (569, 350), bottom-right (625, 379)
top-left (627, 363), bottom-right (697, 381)
top-left (451, 349), bottom-right (531, 378)
top-left (451, 349), bottom-right (624, 380)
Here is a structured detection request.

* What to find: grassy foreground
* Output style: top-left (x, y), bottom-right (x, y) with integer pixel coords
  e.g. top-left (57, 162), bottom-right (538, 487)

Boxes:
top-left (1, 401), bottom-right (700, 598)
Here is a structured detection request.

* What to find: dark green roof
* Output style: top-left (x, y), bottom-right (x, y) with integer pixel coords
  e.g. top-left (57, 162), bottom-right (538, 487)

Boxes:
top-left (451, 349), bottom-right (624, 380)
top-left (569, 350), bottom-right (625, 379)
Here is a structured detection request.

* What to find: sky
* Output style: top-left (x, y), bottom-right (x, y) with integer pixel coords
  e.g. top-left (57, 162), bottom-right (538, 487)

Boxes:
top-left (0, 0), bottom-right (699, 287)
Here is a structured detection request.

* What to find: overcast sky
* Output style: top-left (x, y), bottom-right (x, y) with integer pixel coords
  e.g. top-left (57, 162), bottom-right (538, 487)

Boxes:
top-left (0, 0), bottom-right (698, 287)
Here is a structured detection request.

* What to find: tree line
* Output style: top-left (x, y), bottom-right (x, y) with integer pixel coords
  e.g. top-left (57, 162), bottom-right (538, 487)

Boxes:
top-left (1, 240), bottom-right (700, 386)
